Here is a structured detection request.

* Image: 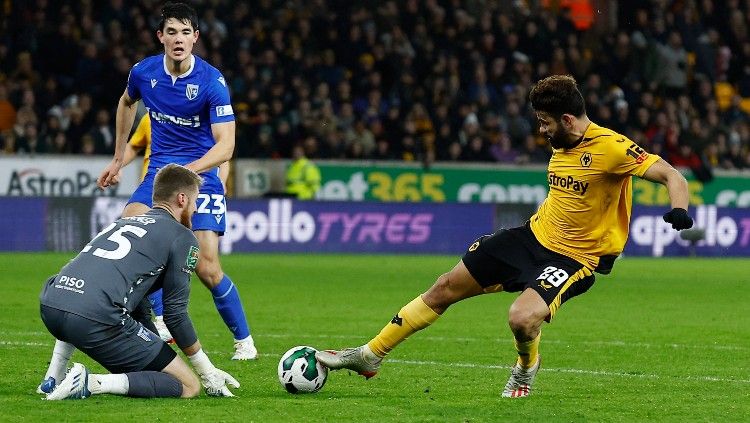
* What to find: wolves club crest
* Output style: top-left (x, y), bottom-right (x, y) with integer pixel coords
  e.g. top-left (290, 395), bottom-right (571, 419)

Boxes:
top-left (186, 83), bottom-right (199, 100)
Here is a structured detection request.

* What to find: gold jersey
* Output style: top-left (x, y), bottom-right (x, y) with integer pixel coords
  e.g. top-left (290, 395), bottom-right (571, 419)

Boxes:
top-left (529, 122), bottom-right (660, 273)
top-left (128, 114), bottom-right (152, 181)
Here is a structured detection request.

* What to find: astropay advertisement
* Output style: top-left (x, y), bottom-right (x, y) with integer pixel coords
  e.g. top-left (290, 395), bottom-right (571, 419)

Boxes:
top-left (220, 199), bottom-right (495, 254)
top-left (0, 156), bottom-right (142, 197)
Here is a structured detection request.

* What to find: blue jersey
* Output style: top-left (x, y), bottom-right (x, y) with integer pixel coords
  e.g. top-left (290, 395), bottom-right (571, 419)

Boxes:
top-left (126, 54), bottom-right (234, 170)
top-left (126, 54), bottom-right (233, 234)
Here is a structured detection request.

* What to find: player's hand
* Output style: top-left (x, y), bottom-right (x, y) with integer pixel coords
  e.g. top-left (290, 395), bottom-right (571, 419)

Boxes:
top-left (199, 367), bottom-right (240, 397)
top-left (97, 159), bottom-right (122, 189)
top-left (663, 208), bottom-right (693, 230)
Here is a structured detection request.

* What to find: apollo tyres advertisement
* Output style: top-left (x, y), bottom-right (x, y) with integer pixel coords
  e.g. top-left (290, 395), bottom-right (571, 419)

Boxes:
top-left (0, 197), bottom-right (748, 256)
top-left (219, 199), bottom-right (496, 254)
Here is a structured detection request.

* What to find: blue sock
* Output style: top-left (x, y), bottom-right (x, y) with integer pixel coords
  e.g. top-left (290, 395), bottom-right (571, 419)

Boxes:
top-left (210, 275), bottom-right (251, 340)
top-left (148, 290), bottom-right (164, 316)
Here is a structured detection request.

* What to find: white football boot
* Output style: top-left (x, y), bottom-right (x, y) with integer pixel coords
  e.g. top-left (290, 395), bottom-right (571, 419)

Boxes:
top-left (315, 344), bottom-right (382, 379)
top-left (502, 356), bottom-right (541, 398)
top-left (232, 336), bottom-right (258, 360)
top-left (46, 363), bottom-right (91, 400)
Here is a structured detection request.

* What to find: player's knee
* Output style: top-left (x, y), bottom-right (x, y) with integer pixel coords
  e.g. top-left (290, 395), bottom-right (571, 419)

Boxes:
top-left (423, 272), bottom-right (459, 310)
top-left (181, 383), bottom-right (201, 398)
top-left (507, 304), bottom-right (543, 335)
top-left (180, 374), bottom-right (201, 398)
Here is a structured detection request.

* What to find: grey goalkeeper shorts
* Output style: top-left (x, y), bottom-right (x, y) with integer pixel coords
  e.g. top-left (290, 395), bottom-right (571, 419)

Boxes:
top-left (40, 305), bottom-right (176, 374)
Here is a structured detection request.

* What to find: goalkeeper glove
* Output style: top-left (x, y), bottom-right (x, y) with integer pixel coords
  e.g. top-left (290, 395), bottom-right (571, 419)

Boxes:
top-left (663, 208), bottom-right (693, 230)
top-left (199, 367), bottom-right (240, 397)
top-left (188, 349), bottom-right (240, 397)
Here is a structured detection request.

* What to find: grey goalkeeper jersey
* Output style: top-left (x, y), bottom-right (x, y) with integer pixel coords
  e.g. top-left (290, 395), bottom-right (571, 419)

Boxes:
top-left (40, 208), bottom-right (199, 348)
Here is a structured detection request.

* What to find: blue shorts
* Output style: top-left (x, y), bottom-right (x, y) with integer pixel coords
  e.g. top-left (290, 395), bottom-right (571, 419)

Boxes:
top-left (128, 167), bottom-right (226, 235)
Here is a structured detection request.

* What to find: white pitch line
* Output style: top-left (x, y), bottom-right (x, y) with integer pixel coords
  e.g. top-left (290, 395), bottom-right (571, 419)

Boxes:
top-left (251, 352), bottom-right (750, 385)
top-left (4, 330), bottom-right (747, 351)
top-left (243, 333), bottom-right (750, 351)
top-left (0, 341), bottom-right (48, 347)
top-left (384, 358), bottom-right (750, 385)
top-left (5, 340), bottom-right (747, 386)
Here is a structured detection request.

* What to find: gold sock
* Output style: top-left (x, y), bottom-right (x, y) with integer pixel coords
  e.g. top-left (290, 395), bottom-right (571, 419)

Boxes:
top-left (367, 295), bottom-right (440, 358)
top-left (514, 332), bottom-right (541, 369)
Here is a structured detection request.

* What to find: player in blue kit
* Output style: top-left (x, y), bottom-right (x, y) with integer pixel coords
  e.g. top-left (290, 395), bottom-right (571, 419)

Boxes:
top-left (37, 1), bottom-right (256, 396)
top-left (96, 2), bottom-right (256, 360)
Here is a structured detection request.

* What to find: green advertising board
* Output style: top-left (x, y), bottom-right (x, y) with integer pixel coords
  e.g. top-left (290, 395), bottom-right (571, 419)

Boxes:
top-left (316, 162), bottom-right (750, 207)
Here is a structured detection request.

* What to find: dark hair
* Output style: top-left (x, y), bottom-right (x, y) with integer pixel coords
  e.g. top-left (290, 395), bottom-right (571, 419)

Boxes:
top-left (158, 2), bottom-right (199, 32)
top-left (152, 164), bottom-right (203, 204)
top-left (529, 75), bottom-right (586, 119)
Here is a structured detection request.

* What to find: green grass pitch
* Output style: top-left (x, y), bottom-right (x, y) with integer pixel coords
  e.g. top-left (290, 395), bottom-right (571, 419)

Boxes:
top-left (0, 253), bottom-right (748, 422)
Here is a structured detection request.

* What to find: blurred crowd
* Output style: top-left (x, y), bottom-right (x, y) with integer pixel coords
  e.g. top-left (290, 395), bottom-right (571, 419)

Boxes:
top-left (1, 0), bottom-right (750, 175)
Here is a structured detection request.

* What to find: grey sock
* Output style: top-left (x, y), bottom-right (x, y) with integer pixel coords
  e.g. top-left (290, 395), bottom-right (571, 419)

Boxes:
top-left (125, 371), bottom-right (183, 398)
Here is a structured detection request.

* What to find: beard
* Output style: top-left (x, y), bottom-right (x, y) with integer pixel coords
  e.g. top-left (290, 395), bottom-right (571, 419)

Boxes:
top-left (180, 207), bottom-right (193, 229)
top-left (547, 126), bottom-right (572, 149)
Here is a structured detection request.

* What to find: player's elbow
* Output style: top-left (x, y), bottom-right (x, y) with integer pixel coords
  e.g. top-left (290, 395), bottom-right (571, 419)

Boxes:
top-left (120, 93), bottom-right (136, 108)
top-left (220, 142), bottom-right (235, 162)
top-left (219, 149), bottom-right (233, 163)
top-left (664, 167), bottom-right (688, 190)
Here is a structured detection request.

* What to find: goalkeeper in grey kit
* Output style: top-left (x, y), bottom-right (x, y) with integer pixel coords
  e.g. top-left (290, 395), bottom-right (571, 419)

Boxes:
top-left (39, 164), bottom-right (239, 399)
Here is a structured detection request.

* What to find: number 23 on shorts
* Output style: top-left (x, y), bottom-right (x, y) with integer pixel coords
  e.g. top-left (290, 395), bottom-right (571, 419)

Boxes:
top-left (196, 194), bottom-right (226, 215)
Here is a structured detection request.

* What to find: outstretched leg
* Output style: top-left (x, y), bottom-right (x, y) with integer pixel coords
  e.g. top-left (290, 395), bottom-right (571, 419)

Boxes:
top-left (316, 260), bottom-right (484, 378)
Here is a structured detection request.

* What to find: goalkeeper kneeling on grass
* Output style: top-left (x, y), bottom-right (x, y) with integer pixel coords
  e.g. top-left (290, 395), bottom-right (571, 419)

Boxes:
top-left (38, 164), bottom-right (239, 399)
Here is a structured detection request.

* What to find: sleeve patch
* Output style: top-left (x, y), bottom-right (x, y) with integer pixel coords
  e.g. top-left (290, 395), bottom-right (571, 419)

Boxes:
top-left (185, 245), bottom-right (199, 271)
top-left (625, 142), bottom-right (649, 163)
top-left (216, 105), bottom-right (233, 117)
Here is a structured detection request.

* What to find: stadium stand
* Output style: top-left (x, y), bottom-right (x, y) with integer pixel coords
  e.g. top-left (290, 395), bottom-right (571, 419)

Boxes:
top-left (0, 0), bottom-right (748, 173)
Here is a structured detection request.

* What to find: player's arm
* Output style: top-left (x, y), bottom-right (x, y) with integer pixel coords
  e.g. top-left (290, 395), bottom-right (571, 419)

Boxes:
top-left (97, 89), bottom-right (139, 188)
top-left (121, 114), bottom-right (148, 168)
top-left (642, 158), bottom-right (689, 209)
top-left (642, 158), bottom-right (694, 230)
top-left (161, 235), bottom-right (199, 350)
top-left (131, 297), bottom-right (159, 334)
top-left (219, 160), bottom-right (230, 194)
top-left (162, 232), bottom-right (239, 396)
top-left (122, 143), bottom-right (144, 167)
top-left (185, 73), bottom-right (236, 175)
top-left (185, 121), bottom-right (235, 174)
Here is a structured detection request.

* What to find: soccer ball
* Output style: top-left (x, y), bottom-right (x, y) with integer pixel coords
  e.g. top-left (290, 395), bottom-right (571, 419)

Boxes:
top-left (277, 346), bottom-right (328, 394)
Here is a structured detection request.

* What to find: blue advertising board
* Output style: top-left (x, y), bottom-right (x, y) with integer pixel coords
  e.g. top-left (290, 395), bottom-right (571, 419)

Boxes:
top-left (0, 197), bottom-right (747, 257)
top-left (220, 199), bottom-right (495, 254)
top-left (0, 197), bottom-right (47, 251)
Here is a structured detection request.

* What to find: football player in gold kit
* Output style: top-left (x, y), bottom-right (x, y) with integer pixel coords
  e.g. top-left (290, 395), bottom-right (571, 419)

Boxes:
top-left (315, 75), bottom-right (694, 398)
